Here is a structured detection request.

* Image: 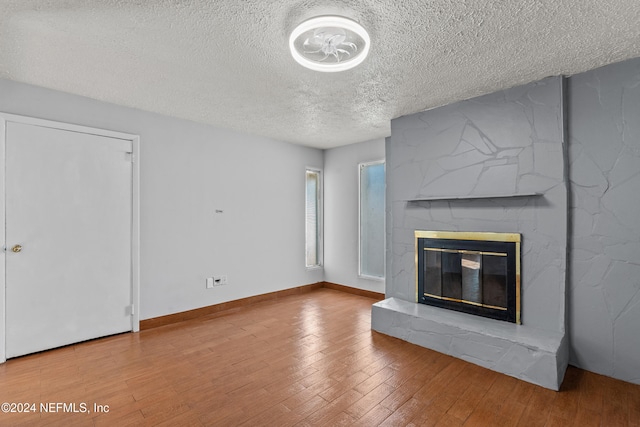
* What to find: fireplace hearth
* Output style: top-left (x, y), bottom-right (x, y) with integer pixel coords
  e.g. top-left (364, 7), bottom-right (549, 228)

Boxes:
top-left (416, 231), bottom-right (521, 324)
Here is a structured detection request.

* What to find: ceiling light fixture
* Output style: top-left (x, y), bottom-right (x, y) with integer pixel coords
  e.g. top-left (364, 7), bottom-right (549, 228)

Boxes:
top-left (289, 16), bottom-right (370, 72)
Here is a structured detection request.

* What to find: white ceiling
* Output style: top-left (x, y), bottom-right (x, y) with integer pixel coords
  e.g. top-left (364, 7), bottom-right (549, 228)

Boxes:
top-left (1, 1), bottom-right (639, 149)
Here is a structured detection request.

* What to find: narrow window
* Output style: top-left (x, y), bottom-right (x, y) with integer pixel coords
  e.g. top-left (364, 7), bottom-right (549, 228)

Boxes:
top-left (305, 169), bottom-right (322, 267)
top-left (359, 161), bottom-right (385, 279)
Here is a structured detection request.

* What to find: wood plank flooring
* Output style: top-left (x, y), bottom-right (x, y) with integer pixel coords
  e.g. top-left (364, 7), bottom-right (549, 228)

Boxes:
top-left (0, 288), bottom-right (638, 426)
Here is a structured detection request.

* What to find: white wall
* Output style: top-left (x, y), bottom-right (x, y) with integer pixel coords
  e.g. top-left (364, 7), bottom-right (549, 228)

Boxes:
top-left (324, 138), bottom-right (386, 294)
top-left (0, 79), bottom-right (324, 320)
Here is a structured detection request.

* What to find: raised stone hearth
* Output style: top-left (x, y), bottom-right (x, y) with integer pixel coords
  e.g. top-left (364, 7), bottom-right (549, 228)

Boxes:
top-left (375, 76), bottom-right (569, 390)
top-left (372, 298), bottom-right (567, 390)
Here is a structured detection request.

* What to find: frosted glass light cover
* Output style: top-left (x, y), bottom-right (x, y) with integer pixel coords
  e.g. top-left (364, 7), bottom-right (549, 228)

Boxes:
top-left (289, 16), bottom-right (370, 72)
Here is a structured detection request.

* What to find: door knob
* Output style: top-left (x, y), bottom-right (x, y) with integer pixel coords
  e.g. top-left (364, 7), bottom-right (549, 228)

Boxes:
top-left (11, 245), bottom-right (22, 253)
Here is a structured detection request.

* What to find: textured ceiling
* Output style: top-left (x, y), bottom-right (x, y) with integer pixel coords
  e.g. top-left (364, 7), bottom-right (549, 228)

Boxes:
top-left (1, 1), bottom-right (639, 149)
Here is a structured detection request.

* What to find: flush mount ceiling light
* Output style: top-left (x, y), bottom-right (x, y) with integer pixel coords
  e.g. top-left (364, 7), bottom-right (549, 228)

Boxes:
top-left (289, 16), bottom-right (370, 72)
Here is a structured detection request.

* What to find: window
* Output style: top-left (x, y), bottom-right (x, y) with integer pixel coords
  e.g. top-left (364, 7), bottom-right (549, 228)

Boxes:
top-left (305, 168), bottom-right (322, 267)
top-left (359, 161), bottom-right (385, 279)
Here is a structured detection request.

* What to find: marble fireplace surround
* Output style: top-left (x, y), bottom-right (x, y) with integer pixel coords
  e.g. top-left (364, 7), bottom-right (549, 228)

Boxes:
top-left (372, 77), bottom-right (569, 390)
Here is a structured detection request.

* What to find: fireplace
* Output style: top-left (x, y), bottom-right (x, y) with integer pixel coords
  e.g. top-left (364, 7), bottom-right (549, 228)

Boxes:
top-left (415, 231), bottom-right (521, 324)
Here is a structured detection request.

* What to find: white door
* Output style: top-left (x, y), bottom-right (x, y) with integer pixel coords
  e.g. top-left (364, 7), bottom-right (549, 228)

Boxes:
top-left (5, 121), bottom-right (134, 358)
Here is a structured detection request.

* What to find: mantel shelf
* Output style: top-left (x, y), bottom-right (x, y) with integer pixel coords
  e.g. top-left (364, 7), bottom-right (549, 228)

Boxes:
top-left (407, 192), bottom-right (543, 202)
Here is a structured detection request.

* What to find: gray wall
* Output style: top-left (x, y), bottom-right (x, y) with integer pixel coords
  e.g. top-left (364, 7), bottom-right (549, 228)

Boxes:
top-left (0, 79), bottom-right (324, 320)
top-left (324, 138), bottom-right (386, 293)
top-left (387, 77), bottom-right (567, 334)
top-left (568, 58), bottom-right (640, 383)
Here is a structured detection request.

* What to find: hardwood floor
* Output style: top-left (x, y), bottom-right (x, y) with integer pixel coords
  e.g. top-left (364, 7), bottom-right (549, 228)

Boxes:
top-left (0, 288), bottom-right (638, 426)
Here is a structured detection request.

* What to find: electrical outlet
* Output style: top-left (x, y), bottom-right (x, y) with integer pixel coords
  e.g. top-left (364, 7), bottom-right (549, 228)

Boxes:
top-left (213, 275), bottom-right (228, 286)
top-left (206, 277), bottom-right (214, 289)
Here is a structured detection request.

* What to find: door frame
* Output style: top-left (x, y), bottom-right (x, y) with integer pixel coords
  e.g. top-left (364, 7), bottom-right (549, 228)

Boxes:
top-left (0, 113), bottom-right (140, 363)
